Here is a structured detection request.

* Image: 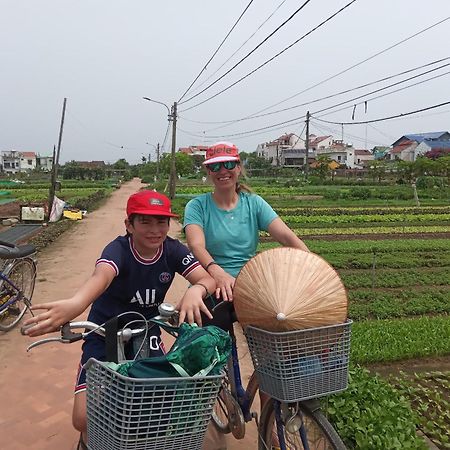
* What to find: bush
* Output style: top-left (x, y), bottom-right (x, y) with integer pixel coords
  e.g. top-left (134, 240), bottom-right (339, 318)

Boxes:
top-left (326, 366), bottom-right (427, 449)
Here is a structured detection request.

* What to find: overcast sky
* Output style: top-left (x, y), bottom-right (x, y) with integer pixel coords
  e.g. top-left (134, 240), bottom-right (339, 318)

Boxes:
top-left (1, 0), bottom-right (449, 164)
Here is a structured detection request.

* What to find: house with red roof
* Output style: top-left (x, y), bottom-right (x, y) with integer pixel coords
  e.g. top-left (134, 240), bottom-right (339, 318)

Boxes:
top-left (387, 131), bottom-right (450, 161)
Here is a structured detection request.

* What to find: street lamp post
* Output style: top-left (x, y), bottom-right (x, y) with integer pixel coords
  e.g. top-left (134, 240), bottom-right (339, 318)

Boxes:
top-left (143, 97), bottom-right (177, 199)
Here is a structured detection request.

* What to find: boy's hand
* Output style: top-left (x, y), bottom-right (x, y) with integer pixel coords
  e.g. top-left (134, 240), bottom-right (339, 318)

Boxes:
top-left (176, 285), bottom-right (213, 327)
top-left (22, 299), bottom-right (83, 337)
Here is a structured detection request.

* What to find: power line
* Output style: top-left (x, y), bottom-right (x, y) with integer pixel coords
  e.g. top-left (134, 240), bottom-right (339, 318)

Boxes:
top-left (219, 16), bottom-right (450, 122)
top-left (311, 66), bottom-right (450, 117)
top-left (179, 0), bottom-right (315, 107)
top-left (312, 100), bottom-right (450, 125)
top-left (192, 56), bottom-right (450, 131)
top-left (177, 0), bottom-right (255, 103)
top-left (188, 0), bottom-right (290, 95)
top-left (160, 121), bottom-right (172, 152)
top-left (311, 119), bottom-right (385, 147)
top-left (184, 64), bottom-right (449, 141)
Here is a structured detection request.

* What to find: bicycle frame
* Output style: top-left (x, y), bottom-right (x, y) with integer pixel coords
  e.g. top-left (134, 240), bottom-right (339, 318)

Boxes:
top-left (0, 270), bottom-right (27, 313)
top-left (224, 325), bottom-right (329, 450)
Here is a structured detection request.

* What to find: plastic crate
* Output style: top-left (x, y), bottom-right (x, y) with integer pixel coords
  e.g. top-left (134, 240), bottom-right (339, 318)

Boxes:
top-left (85, 358), bottom-right (223, 450)
top-left (244, 320), bottom-right (352, 402)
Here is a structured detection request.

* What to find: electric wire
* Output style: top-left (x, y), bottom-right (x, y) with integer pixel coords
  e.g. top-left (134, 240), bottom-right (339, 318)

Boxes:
top-left (189, 0), bottom-right (290, 95)
top-left (201, 16), bottom-right (450, 123)
top-left (179, 0), bottom-right (315, 106)
top-left (160, 121), bottom-right (172, 152)
top-left (311, 66), bottom-right (450, 118)
top-left (180, 56), bottom-right (450, 126)
top-left (312, 100), bottom-right (450, 125)
top-left (181, 64), bottom-right (450, 140)
top-left (311, 119), bottom-right (385, 147)
top-left (177, 0), bottom-right (255, 103)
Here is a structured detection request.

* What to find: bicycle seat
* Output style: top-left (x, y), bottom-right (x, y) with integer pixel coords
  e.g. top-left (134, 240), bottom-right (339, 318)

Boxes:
top-left (0, 240), bottom-right (36, 259)
top-left (201, 295), bottom-right (237, 331)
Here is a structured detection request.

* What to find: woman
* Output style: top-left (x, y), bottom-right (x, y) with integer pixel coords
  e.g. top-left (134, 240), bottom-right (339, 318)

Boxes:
top-left (184, 141), bottom-right (309, 303)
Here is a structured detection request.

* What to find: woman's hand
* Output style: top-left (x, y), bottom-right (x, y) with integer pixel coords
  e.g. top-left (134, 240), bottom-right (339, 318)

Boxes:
top-left (176, 285), bottom-right (213, 327)
top-left (22, 298), bottom-right (84, 337)
top-left (208, 265), bottom-right (235, 302)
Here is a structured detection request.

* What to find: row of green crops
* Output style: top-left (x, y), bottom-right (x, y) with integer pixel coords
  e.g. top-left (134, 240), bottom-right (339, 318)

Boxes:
top-left (351, 316), bottom-right (450, 364)
top-left (281, 212), bottom-right (450, 225)
top-left (5, 187), bottom-right (113, 203)
top-left (275, 205), bottom-right (450, 216)
top-left (260, 238), bottom-right (450, 254)
top-left (391, 371), bottom-right (450, 449)
top-left (349, 287), bottom-right (450, 320)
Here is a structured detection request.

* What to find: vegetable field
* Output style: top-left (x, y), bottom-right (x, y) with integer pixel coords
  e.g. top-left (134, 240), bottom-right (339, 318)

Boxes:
top-left (172, 178), bottom-right (450, 449)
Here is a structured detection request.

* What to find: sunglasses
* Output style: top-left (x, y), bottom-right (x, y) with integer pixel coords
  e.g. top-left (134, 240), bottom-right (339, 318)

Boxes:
top-left (207, 161), bottom-right (239, 172)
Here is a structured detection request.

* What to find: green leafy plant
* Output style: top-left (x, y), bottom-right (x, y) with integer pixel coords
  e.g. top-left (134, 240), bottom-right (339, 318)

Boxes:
top-left (326, 366), bottom-right (427, 449)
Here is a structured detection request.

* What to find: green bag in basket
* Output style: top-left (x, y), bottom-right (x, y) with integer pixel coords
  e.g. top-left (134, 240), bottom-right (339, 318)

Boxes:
top-left (117, 321), bottom-right (232, 378)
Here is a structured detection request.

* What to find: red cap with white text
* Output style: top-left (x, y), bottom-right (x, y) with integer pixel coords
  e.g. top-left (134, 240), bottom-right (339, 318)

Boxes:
top-left (126, 190), bottom-right (178, 217)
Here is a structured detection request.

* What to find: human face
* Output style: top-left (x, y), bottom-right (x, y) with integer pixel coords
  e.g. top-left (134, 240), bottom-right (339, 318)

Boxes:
top-left (207, 160), bottom-right (240, 188)
top-left (125, 215), bottom-right (170, 256)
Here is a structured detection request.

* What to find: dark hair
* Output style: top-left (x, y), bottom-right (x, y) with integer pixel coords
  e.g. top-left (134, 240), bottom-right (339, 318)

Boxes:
top-left (128, 214), bottom-right (170, 225)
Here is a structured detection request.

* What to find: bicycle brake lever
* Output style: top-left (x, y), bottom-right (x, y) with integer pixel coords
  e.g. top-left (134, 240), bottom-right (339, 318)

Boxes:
top-left (26, 337), bottom-right (67, 352)
top-left (61, 323), bottom-right (84, 342)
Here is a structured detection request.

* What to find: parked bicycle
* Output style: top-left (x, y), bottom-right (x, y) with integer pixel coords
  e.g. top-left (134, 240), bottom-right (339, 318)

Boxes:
top-left (0, 240), bottom-right (36, 331)
top-left (24, 303), bottom-right (226, 450)
top-left (208, 301), bottom-right (352, 450)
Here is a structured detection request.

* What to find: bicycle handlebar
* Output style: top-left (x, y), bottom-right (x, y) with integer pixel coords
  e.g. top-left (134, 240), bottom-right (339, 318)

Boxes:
top-left (24, 302), bottom-right (179, 352)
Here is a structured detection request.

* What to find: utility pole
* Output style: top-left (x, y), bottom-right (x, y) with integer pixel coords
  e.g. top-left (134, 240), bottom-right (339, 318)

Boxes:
top-left (169, 102), bottom-right (177, 199)
top-left (156, 142), bottom-right (160, 180)
top-left (305, 110), bottom-right (310, 179)
top-left (48, 97), bottom-right (67, 220)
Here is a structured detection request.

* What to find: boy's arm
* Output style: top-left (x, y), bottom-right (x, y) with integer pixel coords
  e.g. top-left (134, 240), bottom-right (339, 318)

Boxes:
top-left (23, 264), bottom-right (116, 337)
top-left (176, 267), bottom-right (216, 326)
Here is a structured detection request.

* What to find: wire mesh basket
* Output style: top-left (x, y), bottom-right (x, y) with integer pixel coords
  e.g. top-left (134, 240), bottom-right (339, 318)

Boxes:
top-left (85, 358), bottom-right (224, 450)
top-left (244, 320), bottom-right (352, 402)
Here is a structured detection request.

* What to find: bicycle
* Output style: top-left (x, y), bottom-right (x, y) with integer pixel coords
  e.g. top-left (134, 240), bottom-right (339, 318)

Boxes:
top-left (24, 303), bottom-right (225, 450)
top-left (207, 301), bottom-right (352, 450)
top-left (0, 239), bottom-right (36, 332)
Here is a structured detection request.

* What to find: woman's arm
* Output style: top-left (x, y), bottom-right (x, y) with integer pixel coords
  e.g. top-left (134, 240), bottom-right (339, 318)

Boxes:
top-left (267, 217), bottom-right (309, 251)
top-left (23, 264), bottom-right (116, 337)
top-left (185, 223), bottom-right (235, 301)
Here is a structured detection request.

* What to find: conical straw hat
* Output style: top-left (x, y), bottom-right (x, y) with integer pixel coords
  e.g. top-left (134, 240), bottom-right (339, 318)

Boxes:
top-left (233, 248), bottom-right (347, 331)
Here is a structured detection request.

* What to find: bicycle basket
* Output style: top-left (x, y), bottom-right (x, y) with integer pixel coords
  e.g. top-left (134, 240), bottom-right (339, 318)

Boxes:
top-left (244, 320), bottom-right (352, 402)
top-left (85, 358), bottom-right (224, 450)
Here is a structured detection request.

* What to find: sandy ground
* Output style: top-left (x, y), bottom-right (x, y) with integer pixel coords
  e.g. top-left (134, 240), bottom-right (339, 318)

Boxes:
top-left (0, 178), bottom-right (258, 449)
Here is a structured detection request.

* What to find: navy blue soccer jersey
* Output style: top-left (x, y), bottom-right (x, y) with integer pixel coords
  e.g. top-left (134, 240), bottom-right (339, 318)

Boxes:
top-left (87, 235), bottom-right (201, 326)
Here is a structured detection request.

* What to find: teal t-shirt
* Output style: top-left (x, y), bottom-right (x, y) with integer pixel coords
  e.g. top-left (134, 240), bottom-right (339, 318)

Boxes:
top-left (183, 192), bottom-right (278, 277)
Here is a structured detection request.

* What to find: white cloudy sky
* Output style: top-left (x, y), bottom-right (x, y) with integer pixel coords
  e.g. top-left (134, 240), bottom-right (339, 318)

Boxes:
top-left (1, 0), bottom-right (449, 164)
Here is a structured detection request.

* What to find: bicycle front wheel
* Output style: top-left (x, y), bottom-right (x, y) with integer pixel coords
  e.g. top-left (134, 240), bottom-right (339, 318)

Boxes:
top-left (259, 400), bottom-right (346, 450)
top-left (0, 257), bottom-right (36, 331)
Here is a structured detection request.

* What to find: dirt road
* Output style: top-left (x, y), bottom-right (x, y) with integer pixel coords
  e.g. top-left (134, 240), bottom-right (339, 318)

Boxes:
top-left (0, 178), bottom-right (258, 449)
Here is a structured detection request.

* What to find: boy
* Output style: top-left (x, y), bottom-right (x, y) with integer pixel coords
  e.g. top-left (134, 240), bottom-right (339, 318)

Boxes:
top-left (24, 190), bottom-right (215, 448)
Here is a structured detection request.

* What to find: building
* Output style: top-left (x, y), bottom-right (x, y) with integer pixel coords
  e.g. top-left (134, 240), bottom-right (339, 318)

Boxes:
top-left (354, 149), bottom-right (374, 168)
top-left (0, 150), bottom-right (54, 173)
top-left (256, 133), bottom-right (308, 167)
top-left (1, 150), bottom-right (21, 174)
top-left (36, 155), bottom-right (54, 172)
top-left (179, 145), bottom-right (208, 157)
top-left (388, 131), bottom-right (450, 161)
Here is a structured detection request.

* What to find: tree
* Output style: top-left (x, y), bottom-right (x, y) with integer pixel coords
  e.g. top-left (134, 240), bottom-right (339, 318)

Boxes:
top-left (112, 158), bottom-right (130, 170)
top-left (369, 160), bottom-right (387, 183)
top-left (158, 152), bottom-right (194, 178)
top-left (314, 155), bottom-right (333, 180)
